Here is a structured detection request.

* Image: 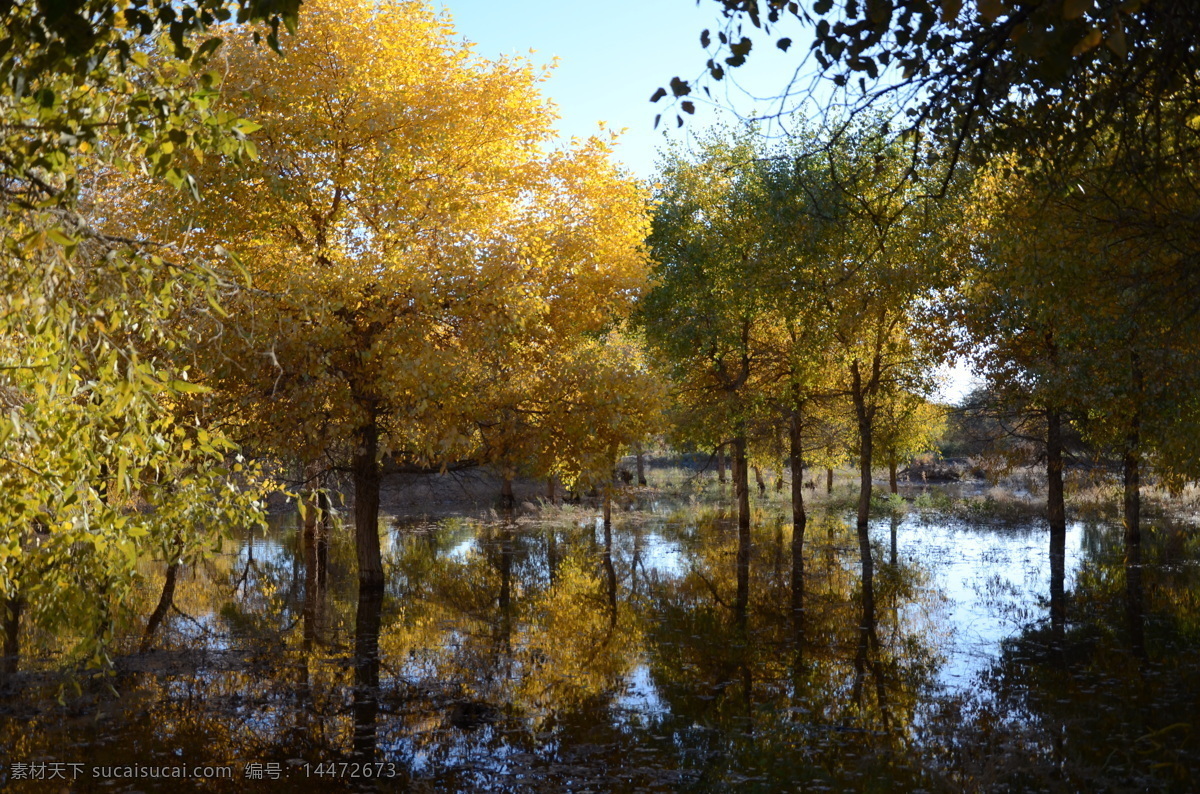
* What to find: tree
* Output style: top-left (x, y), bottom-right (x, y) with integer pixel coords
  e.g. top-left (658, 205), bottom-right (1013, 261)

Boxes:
top-left (114, 0), bottom-right (653, 586)
top-left (0, 0), bottom-right (294, 669)
top-left (806, 122), bottom-right (959, 548)
top-left (643, 121), bottom-right (957, 631)
top-left (640, 130), bottom-right (776, 536)
top-left (657, 1), bottom-right (1200, 183)
top-left (873, 389), bottom-right (946, 493)
top-left (963, 144), bottom-right (1200, 580)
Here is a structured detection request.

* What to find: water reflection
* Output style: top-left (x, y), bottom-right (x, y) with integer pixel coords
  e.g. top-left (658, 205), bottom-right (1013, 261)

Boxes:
top-left (0, 493), bottom-right (1196, 791)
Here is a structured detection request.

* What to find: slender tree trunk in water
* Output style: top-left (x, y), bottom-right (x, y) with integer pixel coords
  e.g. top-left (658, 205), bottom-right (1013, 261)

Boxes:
top-left (352, 581), bottom-right (385, 761)
top-left (2, 595), bottom-right (20, 675)
top-left (317, 490), bottom-right (331, 589)
top-left (1124, 353), bottom-right (1142, 556)
top-left (141, 561), bottom-right (179, 653)
top-left (303, 531), bottom-right (319, 651)
top-left (546, 477), bottom-right (555, 503)
top-left (789, 405), bottom-right (806, 636)
top-left (353, 422), bottom-right (384, 587)
top-left (603, 489), bottom-right (617, 628)
top-left (303, 491), bottom-right (331, 650)
top-left (603, 484), bottom-right (612, 531)
top-left (1123, 365), bottom-right (1145, 656)
top-left (888, 451), bottom-right (898, 495)
top-left (500, 475), bottom-right (515, 510)
top-left (890, 513), bottom-right (899, 568)
top-left (826, 467), bottom-right (834, 495)
top-left (1047, 408), bottom-right (1067, 644)
top-left (754, 466), bottom-right (766, 496)
top-left (733, 435), bottom-right (751, 631)
top-left (717, 445), bottom-right (727, 484)
top-left (851, 361), bottom-right (875, 568)
top-left (635, 445), bottom-right (647, 486)
top-left (1124, 439), bottom-right (1141, 555)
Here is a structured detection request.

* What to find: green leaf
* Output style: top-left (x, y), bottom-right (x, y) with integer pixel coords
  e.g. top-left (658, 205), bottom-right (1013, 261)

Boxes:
top-left (234, 118), bottom-right (263, 135)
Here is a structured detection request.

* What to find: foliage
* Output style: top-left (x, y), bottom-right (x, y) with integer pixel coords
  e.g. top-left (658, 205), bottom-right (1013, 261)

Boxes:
top-left (960, 144), bottom-right (1200, 491)
top-left (0, 0), bottom-right (288, 667)
top-left (873, 389), bottom-right (947, 468)
top-left (658, 0), bottom-right (1200, 181)
top-left (102, 0), bottom-right (656, 581)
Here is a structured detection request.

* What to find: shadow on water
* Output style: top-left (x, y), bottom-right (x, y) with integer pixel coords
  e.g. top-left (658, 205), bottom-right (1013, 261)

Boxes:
top-left (0, 490), bottom-right (1198, 791)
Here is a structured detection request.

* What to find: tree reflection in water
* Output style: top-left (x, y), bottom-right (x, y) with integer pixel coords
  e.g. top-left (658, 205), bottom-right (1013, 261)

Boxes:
top-left (0, 498), bottom-right (1196, 791)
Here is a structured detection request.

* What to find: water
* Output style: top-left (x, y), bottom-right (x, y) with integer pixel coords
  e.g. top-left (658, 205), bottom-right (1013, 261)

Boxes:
top-left (1, 487), bottom-right (1197, 792)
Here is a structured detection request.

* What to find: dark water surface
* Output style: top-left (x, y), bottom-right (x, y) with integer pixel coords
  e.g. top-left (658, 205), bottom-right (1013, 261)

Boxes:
top-left (1, 489), bottom-right (1198, 792)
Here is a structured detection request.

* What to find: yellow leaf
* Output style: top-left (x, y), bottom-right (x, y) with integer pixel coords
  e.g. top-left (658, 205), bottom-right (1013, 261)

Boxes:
top-left (1105, 22), bottom-right (1127, 58)
top-left (1062, 0), bottom-right (1091, 20)
top-left (1072, 26), bottom-right (1103, 55)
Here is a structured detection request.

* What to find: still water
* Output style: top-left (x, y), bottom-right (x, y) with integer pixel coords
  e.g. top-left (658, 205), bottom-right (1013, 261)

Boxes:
top-left (1, 487), bottom-right (1197, 792)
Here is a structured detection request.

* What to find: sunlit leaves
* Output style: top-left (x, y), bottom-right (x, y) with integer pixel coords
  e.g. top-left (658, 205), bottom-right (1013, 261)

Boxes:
top-left (116, 0), bottom-right (655, 496)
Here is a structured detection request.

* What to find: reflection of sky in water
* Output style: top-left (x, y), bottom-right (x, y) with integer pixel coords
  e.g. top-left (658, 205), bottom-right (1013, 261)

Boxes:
top-left (612, 663), bottom-right (669, 728)
top-left (234, 531), bottom-right (291, 569)
top-left (220, 504), bottom-right (1099, 725)
top-left (873, 514), bottom-right (1085, 690)
top-left (634, 530), bottom-right (685, 579)
top-left (446, 537), bottom-right (475, 562)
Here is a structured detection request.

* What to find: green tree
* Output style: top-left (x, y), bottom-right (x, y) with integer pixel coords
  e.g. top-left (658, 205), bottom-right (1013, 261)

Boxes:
top-left (641, 130), bottom-right (775, 536)
top-left (0, 0), bottom-right (295, 670)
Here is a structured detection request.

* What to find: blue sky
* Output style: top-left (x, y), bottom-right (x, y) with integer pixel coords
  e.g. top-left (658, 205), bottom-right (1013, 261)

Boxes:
top-left (438, 0), bottom-right (820, 180)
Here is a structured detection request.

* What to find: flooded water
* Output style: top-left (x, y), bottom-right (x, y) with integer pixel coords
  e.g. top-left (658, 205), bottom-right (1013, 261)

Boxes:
top-left (1, 485), bottom-right (1197, 792)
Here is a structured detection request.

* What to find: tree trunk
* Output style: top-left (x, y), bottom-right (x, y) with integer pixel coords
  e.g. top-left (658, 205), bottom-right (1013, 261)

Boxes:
top-left (1124, 352), bottom-right (1142, 556)
top-left (789, 405), bottom-right (806, 632)
top-left (603, 484), bottom-right (612, 531)
top-left (546, 477), bottom-right (555, 503)
top-left (603, 488), bottom-right (617, 628)
top-left (888, 451), bottom-right (898, 495)
top-left (141, 561), bottom-right (179, 653)
top-left (826, 466), bottom-right (834, 495)
top-left (851, 361), bottom-right (875, 548)
top-left (717, 445), bottom-right (727, 484)
top-left (303, 490), bottom-right (331, 650)
top-left (500, 474), bottom-right (515, 510)
top-left (889, 513), bottom-right (899, 567)
top-left (1123, 435), bottom-right (1140, 556)
top-left (753, 466), bottom-right (766, 496)
top-left (2, 595), bottom-right (20, 676)
top-left (1047, 408), bottom-right (1067, 643)
top-left (732, 435), bottom-right (750, 533)
top-left (352, 580), bottom-right (385, 761)
top-left (732, 435), bottom-right (751, 630)
top-left (353, 421), bottom-right (385, 587)
top-left (635, 445), bottom-right (647, 486)
top-left (317, 490), bottom-right (331, 589)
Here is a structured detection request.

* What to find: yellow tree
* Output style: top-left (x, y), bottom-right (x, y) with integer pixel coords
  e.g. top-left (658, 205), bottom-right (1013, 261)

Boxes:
top-left (872, 390), bottom-right (946, 494)
top-left (113, 0), bottom-right (651, 586)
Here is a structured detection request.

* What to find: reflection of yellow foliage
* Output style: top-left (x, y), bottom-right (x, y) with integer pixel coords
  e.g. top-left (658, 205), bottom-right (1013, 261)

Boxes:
top-left (513, 551), bottom-right (639, 724)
